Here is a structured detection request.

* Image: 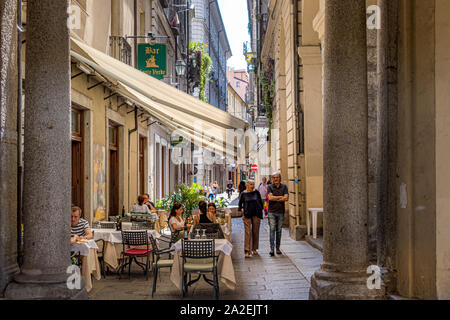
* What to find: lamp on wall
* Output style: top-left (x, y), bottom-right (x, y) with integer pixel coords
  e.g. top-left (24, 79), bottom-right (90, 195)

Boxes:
top-left (175, 58), bottom-right (187, 76)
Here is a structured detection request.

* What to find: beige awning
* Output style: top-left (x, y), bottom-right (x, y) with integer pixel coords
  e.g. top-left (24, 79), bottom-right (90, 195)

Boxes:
top-left (70, 36), bottom-right (246, 158)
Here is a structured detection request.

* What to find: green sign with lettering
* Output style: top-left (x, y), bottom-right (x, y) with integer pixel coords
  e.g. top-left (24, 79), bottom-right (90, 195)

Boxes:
top-left (137, 43), bottom-right (167, 80)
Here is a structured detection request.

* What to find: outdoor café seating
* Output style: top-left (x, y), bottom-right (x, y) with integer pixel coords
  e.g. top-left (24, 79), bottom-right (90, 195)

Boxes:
top-left (180, 239), bottom-right (219, 299)
top-left (149, 234), bottom-right (174, 297)
top-left (119, 230), bottom-right (153, 280)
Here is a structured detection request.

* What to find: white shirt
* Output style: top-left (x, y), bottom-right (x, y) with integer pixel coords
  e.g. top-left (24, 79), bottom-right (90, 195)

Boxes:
top-left (130, 204), bottom-right (150, 214)
top-left (169, 216), bottom-right (184, 229)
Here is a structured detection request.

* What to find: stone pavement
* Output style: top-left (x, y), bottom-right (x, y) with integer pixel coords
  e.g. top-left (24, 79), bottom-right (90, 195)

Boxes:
top-left (88, 217), bottom-right (322, 300)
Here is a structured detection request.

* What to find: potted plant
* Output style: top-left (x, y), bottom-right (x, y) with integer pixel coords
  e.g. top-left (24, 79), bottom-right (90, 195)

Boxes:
top-left (157, 183), bottom-right (204, 220)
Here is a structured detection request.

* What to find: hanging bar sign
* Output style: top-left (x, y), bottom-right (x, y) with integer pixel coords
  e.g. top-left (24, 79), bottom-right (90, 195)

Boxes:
top-left (137, 43), bottom-right (167, 80)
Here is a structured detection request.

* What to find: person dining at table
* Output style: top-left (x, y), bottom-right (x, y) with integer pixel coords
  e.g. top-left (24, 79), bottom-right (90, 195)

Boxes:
top-left (192, 201), bottom-right (216, 227)
top-left (130, 195), bottom-right (151, 214)
top-left (71, 206), bottom-right (93, 241)
top-left (143, 193), bottom-right (157, 213)
top-left (169, 203), bottom-right (186, 231)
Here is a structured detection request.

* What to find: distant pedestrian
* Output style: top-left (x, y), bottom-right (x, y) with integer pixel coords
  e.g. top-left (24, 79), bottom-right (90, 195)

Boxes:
top-left (238, 180), bottom-right (263, 258)
top-left (238, 180), bottom-right (246, 197)
top-left (257, 177), bottom-right (269, 217)
top-left (226, 180), bottom-right (234, 199)
top-left (213, 181), bottom-right (219, 199)
top-left (267, 172), bottom-right (289, 256)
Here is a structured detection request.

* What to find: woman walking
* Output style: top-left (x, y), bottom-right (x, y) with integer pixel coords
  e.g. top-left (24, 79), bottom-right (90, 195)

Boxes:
top-left (238, 180), bottom-right (263, 258)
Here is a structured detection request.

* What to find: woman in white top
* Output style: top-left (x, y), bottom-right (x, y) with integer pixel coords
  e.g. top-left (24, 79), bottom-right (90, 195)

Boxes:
top-left (130, 195), bottom-right (150, 214)
top-left (169, 203), bottom-right (185, 231)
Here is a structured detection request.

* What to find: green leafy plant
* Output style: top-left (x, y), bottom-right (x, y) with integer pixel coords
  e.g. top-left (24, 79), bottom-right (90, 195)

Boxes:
top-left (189, 42), bottom-right (213, 103)
top-left (157, 183), bottom-right (205, 219)
top-left (213, 196), bottom-right (229, 209)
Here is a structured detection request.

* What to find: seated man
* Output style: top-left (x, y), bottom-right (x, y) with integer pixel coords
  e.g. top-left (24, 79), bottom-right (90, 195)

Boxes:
top-left (71, 206), bottom-right (93, 241)
top-left (142, 193), bottom-right (157, 213)
top-left (130, 195), bottom-right (151, 214)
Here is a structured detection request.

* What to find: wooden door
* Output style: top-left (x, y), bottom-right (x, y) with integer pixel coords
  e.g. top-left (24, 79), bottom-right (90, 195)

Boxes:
top-left (109, 125), bottom-right (119, 216)
top-left (71, 108), bottom-right (84, 215)
top-left (139, 136), bottom-right (146, 195)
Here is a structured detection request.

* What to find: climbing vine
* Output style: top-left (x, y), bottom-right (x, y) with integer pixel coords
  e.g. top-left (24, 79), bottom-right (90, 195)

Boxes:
top-left (189, 42), bottom-right (213, 103)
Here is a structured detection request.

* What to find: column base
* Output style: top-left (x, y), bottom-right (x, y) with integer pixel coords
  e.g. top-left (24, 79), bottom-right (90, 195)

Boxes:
top-left (309, 269), bottom-right (386, 300)
top-left (4, 273), bottom-right (88, 300)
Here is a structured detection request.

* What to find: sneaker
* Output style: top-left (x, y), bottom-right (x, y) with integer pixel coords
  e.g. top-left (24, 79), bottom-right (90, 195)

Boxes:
top-left (269, 250), bottom-right (274, 256)
top-left (276, 249), bottom-right (282, 255)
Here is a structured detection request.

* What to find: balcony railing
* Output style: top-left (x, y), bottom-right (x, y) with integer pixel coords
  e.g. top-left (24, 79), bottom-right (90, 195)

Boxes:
top-left (109, 36), bottom-right (132, 66)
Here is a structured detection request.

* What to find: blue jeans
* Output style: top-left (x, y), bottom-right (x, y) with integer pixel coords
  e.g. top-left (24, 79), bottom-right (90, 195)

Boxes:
top-left (268, 212), bottom-right (284, 250)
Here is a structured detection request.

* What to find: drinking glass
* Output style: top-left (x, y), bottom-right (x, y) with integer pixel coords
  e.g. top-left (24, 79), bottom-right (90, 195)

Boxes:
top-left (201, 229), bottom-right (207, 239)
top-left (195, 229), bottom-right (200, 239)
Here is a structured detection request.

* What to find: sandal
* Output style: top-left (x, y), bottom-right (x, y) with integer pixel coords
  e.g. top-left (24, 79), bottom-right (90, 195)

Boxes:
top-left (252, 250), bottom-right (259, 256)
top-left (245, 252), bottom-right (250, 258)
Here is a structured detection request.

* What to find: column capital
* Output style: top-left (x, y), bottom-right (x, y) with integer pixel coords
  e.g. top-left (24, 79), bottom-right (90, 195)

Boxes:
top-left (298, 46), bottom-right (322, 66)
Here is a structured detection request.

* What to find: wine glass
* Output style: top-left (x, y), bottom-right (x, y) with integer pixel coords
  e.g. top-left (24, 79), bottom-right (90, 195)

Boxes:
top-left (195, 229), bottom-right (200, 239)
top-left (201, 229), bottom-right (207, 239)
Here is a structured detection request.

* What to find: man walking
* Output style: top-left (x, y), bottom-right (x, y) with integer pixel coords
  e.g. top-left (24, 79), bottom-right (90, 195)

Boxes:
top-left (267, 172), bottom-right (289, 256)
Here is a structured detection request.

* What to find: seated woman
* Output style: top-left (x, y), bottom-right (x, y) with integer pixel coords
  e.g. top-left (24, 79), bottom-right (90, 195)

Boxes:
top-left (130, 195), bottom-right (150, 214)
top-left (192, 201), bottom-right (216, 227)
top-left (169, 203), bottom-right (185, 232)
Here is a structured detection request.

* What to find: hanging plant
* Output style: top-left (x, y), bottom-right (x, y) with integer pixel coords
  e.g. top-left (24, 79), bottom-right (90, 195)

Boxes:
top-left (189, 42), bottom-right (213, 103)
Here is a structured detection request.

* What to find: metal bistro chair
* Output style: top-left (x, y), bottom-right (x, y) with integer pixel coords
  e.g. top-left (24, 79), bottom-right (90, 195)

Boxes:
top-left (181, 239), bottom-right (219, 300)
top-left (98, 221), bottom-right (116, 229)
top-left (148, 235), bottom-right (174, 297)
top-left (131, 221), bottom-right (154, 230)
top-left (119, 230), bottom-right (153, 280)
top-left (206, 232), bottom-right (219, 239)
top-left (157, 229), bottom-right (181, 258)
top-left (92, 230), bottom-right (106, 278)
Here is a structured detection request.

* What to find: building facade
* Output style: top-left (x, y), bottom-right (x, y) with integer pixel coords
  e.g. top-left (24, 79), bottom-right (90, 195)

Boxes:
top-left (190, 0), bottom-right (231, 111)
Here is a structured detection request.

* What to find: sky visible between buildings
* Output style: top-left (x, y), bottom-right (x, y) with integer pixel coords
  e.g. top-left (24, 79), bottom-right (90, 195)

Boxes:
top-left (218, 0), bottom-right (250, 71)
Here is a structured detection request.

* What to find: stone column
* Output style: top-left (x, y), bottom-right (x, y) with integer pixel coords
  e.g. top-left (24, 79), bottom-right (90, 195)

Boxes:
top-left (5, 0), bottom-right (86, 299)
top-left (0, 0), bottom-right (20, 296)
top-left (309, 0), bottom-right (385, 299)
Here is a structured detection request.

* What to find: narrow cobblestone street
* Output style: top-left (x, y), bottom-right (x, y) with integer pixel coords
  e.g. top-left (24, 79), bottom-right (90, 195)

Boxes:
top-left (88, 217), bottom-right (322, 300)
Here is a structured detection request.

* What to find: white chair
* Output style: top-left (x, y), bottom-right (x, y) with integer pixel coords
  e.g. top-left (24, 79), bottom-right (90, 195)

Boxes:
top-left (307, 208), bottom-right (323, 239)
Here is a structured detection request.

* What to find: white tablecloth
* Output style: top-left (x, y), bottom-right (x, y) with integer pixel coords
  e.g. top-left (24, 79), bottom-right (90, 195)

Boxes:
top-left (71, 240), bottom-right (98, 257)
top-left (70, 240), bottom-right (100, 293)
top-left (170, 239), bottom-right (236, 291)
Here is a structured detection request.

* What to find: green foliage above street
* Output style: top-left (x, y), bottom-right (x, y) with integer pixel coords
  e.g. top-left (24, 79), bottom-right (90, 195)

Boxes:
top-left (189, 42), bottom-right (213, 103)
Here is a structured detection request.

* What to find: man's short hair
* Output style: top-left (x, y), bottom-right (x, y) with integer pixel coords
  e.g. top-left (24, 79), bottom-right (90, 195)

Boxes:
top-left (71, 206), bottom-right (82, 215)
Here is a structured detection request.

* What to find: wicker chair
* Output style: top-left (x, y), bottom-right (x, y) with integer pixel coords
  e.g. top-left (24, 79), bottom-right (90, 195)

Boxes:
top-left (119, 230), bottom-right (153, 280)
top-left (181, 239), bottom-right (219, 299)
top-left (149, 235), bottom-right (174, 297)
